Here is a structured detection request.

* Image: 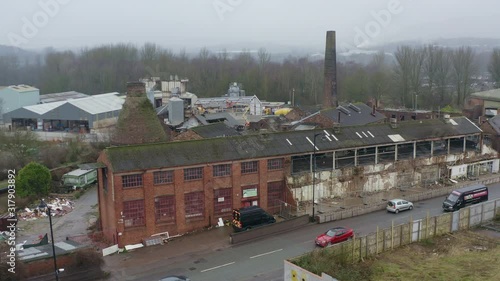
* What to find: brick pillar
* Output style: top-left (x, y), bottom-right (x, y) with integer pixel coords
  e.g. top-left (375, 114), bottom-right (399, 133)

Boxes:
top-left (204, 165), bottom-right (214, 226)
top-left (259, 159), bottom-right (269, 210)
top-left (143, 172), bottom-right (156, 236)
top-left (174, 169), bottom-right (186, 232)
top-left (232, 163), bottom-right (242, 209)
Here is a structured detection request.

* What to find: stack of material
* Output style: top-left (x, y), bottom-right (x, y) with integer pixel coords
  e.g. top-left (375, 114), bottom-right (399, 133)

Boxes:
top-left (18, 198), bottom-right (75, 221)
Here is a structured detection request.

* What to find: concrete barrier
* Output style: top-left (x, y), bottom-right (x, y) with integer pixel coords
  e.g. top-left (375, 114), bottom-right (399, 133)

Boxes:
top-left (230, 215), bottom-right (310, 244)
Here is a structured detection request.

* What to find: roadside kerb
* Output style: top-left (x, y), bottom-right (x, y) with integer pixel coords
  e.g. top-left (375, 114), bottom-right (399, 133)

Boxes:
top-left (229, 215), bottom-right (310, 244)
top-left (317, 176), bottom-right (500, 223)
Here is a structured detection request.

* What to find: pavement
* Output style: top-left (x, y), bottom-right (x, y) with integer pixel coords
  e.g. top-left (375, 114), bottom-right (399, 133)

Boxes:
top-left (102, 174), bottom-right (500, 280)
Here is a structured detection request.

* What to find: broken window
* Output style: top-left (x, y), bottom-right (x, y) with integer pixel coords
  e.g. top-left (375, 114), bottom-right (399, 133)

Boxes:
top-left (214, 188), bottom-right (232, 215)
top-left (184, 191), bottom-right (204, 219)
top-left (123, 199), bottom-right (145, 227)
top-left (122, 174), bottom-right (143, 189)
top-left (155, 195), bottom-right (175, 223)
top-left (184, 167), bottom-right (203, 181)
top-left (153, 170), bottom-right (174, 185)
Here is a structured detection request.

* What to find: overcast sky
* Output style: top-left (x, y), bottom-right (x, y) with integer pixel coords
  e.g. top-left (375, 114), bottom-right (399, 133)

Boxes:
top-left (1, 0), bottom-right (500, 51)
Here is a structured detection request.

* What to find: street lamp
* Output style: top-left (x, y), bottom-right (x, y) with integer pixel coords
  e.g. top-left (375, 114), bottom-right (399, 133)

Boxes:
top-left (39, 199), bottom-right (59, 281)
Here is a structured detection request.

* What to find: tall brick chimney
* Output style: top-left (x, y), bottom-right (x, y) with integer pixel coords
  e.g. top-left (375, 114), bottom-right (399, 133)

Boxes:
top-left (323, 31), bottom-right (337, 109)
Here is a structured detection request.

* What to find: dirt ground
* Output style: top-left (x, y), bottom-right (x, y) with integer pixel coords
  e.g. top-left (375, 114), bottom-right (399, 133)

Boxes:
top-left (16, 186), bottom-right (98, 244)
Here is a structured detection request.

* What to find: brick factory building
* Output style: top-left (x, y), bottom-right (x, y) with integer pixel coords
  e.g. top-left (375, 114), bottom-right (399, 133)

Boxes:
top-left (96, 113), bottom-right (499, 247)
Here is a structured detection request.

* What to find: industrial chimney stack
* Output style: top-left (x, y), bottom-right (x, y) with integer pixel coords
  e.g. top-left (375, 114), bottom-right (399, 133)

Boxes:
top-left (323, 31), bottom-right (338, 109)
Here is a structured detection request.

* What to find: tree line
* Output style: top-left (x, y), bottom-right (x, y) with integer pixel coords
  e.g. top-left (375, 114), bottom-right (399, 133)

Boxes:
top-left (1, 43), bottom-right (500, 110)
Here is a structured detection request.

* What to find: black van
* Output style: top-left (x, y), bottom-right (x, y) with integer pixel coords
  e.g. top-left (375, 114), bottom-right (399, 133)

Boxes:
top-left (442, 184), bottom-right (489, 212)
top-left (232, 206), bottom-right (276, 232)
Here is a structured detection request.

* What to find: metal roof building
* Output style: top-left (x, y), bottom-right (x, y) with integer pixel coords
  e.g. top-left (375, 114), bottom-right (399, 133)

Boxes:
top-left (3, 92), bottom-right (125, 130)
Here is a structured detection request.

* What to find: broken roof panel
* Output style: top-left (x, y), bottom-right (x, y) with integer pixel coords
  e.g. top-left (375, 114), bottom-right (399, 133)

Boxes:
top-left (105, 117), bottom-right (481, 172)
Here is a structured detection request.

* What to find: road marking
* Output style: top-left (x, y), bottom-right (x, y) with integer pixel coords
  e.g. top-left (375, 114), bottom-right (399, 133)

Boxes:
top-left (200, 262), bottom-right (235, 273)
top-left (249, 249), bottom-right (283, 259)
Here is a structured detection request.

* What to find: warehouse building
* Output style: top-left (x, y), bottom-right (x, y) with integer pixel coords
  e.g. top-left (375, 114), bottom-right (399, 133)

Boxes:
top-left (96, 114), bottom-right (495, 246)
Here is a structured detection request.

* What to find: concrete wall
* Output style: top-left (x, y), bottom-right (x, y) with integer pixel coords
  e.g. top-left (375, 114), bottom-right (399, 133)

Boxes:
top-left (285, 197), bottom-right (500, 281)
top-left (229, 215), bottom-right (309, 244)
top-left (288, 152), bottom-right (486, 202)
top-left (317, 176), bottom-right (500, 223)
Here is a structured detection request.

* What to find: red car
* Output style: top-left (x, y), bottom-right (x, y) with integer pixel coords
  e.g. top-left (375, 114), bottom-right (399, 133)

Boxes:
top-left (315, 226), bottom-right (354, 247)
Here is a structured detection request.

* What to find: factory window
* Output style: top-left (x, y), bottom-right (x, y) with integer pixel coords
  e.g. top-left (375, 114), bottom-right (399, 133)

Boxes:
top-left (155, 195), bottom-right (175, 223)
top-left (185, 191), bottom-right (205, 219)
top-left (213, 164), bottom-right (231, 177)
top-left (123, 200), bottom-right (145, 227)
top-left (153, 170), bottom-right (174, 185)
top-left (267, 158), bottom-right (284, 171)
top-left (122, 174), bottom-right (143, 188)
top-left (184, 167), bottom-right (203, 181)
top-left (214, 188), bottom-right (232, 215)
top-left (241, 161), bottom-right (258, 174)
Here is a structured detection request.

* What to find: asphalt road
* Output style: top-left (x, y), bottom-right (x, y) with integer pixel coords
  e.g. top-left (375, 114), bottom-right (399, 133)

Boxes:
top-left (127, 183), bottom-right (500, 281)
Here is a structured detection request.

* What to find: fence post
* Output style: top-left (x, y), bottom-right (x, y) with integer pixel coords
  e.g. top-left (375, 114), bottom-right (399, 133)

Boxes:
top-left (409, 215), bottom-right (413, 243)
top-left (376, 226), bottom-right (379, 254)
top-left (391, 220), bottom-right (394, 250)
top-left (425, 211), bottom-right (429, 239)
top-left (480, 203), bottom-right (484, 224)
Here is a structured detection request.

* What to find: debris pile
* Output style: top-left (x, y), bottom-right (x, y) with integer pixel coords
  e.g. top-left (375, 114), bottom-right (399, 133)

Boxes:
top-left (18, 198), bottom-right (74, 221)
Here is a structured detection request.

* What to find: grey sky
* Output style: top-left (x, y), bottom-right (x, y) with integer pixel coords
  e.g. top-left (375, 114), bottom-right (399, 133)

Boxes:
top-left (1, 0), bottom-right (499, 51)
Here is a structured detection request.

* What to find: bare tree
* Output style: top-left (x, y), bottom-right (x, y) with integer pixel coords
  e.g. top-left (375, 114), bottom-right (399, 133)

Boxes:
top-left (368, 51), bottom-right (391, 105)
top-left (394, 46), bottom-right (413, 107)
top-left (434, 48), bottom-right (452, 106)
top-left (257, 48), bottom-right (271, 68)
top-left (394, 46), bottom-right (426, 108)
top-left (424, 45), bottom-right (439, 97)
top-left (489, 48), bottom-right (500, 88)
top-left (451, 46), bottom-right (476, 106)
top-left (409, 47), bottom-right (426, 110)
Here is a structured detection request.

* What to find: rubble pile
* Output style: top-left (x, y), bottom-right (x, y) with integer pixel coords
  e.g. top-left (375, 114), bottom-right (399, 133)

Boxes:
top-left (18, 198), bottom-right (74, 221)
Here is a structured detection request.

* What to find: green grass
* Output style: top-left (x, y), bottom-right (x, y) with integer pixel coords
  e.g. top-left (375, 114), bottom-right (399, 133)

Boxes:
top-left (292, 231), bottom-right (500, 281)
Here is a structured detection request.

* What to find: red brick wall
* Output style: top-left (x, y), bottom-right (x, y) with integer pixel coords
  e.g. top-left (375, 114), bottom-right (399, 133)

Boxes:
top-left (98, 154), bottom-right (290, 246)
top-left (96, 152), bottom-right (118, 246)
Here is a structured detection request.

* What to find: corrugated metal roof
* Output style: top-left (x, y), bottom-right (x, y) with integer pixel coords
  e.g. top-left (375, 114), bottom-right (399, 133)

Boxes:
top-left (68, 92), bottom-right (123, 114)
top-left (23, 101), bottom-right (67, 115)
top-left (40, 91), bottom-right (88, 103)
top-left (106, 117), bottom-right (481, 172)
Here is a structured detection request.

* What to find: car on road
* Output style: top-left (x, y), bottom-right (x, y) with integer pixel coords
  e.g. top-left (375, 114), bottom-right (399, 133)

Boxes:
top-left (158, 276), bottom-right (190, 281)
top-left (386, 199), bottom-right (413, 213)
top-left (315, 226), bottom-right (354, 247)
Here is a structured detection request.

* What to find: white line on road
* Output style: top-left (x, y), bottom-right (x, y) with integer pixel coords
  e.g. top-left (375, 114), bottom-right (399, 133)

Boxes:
top-left (249, 249), bottom-right (283, 259)
top-left (200, 262), bottom-right (235, 273)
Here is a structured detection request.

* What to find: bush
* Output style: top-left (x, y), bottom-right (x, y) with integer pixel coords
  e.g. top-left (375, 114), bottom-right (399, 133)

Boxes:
top-left (17, 162), bottom-right (52, 198)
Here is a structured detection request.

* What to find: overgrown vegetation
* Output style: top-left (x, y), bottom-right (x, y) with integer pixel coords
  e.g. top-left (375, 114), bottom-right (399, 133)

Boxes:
top-left (0, 129), bottom-right (105, 181)
top-left (292, 231), bottom-right (499, 281)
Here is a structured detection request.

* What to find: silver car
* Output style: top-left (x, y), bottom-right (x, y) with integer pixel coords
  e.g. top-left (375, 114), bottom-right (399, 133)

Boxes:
top-left (386, 199), bottom-right (413, 213)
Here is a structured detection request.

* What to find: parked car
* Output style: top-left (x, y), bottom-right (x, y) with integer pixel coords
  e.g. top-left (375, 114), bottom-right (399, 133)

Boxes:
top-left (386, 199), bottom-right (413, 213)
top-left (315, 226), bottom-right (354, 247)
top-left (158, 276), bottom-right (190, 281)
